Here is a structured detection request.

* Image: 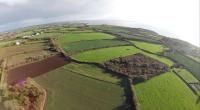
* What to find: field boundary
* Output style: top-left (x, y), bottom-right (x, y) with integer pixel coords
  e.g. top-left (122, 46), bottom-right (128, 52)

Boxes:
top-left (173, 70), bottom-right (200, 96)
top-left (68, 44), bottom-right (131, 55)
top-left (165, 51), bottom-right (200, 81)
top-left (27, 78), bottom-right (47, 110)
top-left (5, 53), bottom-right (58, 71)
top-left (54, 39), bottom-right (139, 110)
top-left (61, 38), bottom-right (119, 45)
top-left (128, 40), bottom-right (177, 66)
top-left (63, 67), bottom-right (117, 85)
top-left (62, 39), bottom-right (132, 55)
top-left (69, 59), bottom-right (139, 110)
top-left (101, 31), bottom-right (161, 44)
top-left (0, 58), bottom-right (7, 92)
top-left (129, 79), bottom-right (140, 110)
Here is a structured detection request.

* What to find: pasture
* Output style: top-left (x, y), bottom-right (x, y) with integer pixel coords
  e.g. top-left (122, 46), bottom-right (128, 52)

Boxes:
top-left (165, 51), bottom-right (200, 80)
top-left (130, 40), bottom-right (165, 53)
top-left (72, 46), bottom-right (174, 66)
top-left (63, 63), bottom-right (121, 84)
top-left (34, 65), bottom-right (128, 110)
top-left (134, 72), bottom-right (200, 110)
top-left (63, 39), bottom-right (130, 54)
top-left (72, 46), bottom-right (140, 62)
top-left (174, 68), bottom-right (199, 83)
top-left (58, 32), bottom-right (115, 45)
top-left (174, 68), bottom-right (200, 95)
top-left (187, 55), bottom-right (200, 63)
top-left (16, 31), bottom-right (34, 37)
top-left (34, 33), bottom-right (62, 38)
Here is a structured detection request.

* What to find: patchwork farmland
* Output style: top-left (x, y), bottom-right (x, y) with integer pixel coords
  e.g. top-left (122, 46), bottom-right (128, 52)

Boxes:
top-left (34, 64), bottom-right (131, 110)
top-left (58, 32), bottom-right (115, 45)
top-left (0, 24), bottom-right (199, 110)
top-left (63, 39), bottom-right (130, 55)
top-left (130, 40), bottom-right (166, 54)
top-left (134, 72), bottom-right (200, 110)
top-left (72, 46), bottom-right (174, 66)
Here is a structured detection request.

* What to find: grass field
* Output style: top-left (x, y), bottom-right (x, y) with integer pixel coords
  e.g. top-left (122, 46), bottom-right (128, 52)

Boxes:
top-left (0, 40), bottom-right (19, 47)
top-left (130, 40), bottom-right (165, 53)
top-left (72, 46), bottom-right (140, 62)
top-left (174, 68), bottom-right (199, 82)
top-left (34, 65), bottom-right (127, 110)
top-left (63, 63), bottom-right (121, 84)
top-left (63, 39), bottom-right (130, 54)
top-left (134, 72), bottom-right (200, 110)
top-left (58, 32), bottom-right (115, 45)
top-left (142, 52), bottom-right (174, 66)
top-left (187, 55), bottom-right (200, 63)
top-left (16, 31), bottom-right (34, 36)
top-left (165, 51), bottom-right (200, 80)
top-left (72, 46), bottom-right (174, 66)
top-left (34, 33), bottom-right (62, 38)
top-left (174, 68), bottom-right (200, 95)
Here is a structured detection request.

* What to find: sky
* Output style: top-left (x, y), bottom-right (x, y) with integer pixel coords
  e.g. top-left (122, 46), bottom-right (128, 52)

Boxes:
top-left (0, 0), bottom-right (199, 46)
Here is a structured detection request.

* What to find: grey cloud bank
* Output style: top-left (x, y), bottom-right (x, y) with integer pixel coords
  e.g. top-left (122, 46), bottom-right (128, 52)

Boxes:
top-left (0, 0), bottom-right (111, 30)
top-left (0, 0), bottom-right (199, 46)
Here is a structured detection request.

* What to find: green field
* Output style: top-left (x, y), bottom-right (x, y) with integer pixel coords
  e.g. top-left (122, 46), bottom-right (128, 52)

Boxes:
top-left (34, 33), bottom-right (62, 38)
top-left (174, 68), bottom-right (199, 83)
top-left (143, 52), bottom-right (174, 66)
top-left (34, 64), bottom-right (127, 110)
top-left (63, 39), bottom-right (130, 54)
top-left (165, 51), bottom-right (200, 80)
top-left (45, 27), bottom-right (94, 33)
top-left (58, 32), bottom-right (115, 45)
top-left (187, 55), bottom-right (200, 63)
top-left (72, 46), bottom-right (174, 66)
top-left (63, 63), bottom-right (121, 84)
top-left (72, 46), bottom-right (140, 62)
top-left (130, 40), bottom-right (165, 53)
top-left (174, 68), bottom-right (200, 95)
top-left (0, 40), bottom-right (18, 47)
top-left (134, 72), bottom-right (200, 110)
top-left (92, 25), bottom-right (161, 43)
top-left (16, 31), bottom-right (34, 36)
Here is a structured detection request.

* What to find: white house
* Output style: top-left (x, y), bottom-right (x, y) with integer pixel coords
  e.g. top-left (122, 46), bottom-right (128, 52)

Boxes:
top-left (36, 33), bottom-right (40, 35)
top-left (16, 41), bottom-right (21, 45)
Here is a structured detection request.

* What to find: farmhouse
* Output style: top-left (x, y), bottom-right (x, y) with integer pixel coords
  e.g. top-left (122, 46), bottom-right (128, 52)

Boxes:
top-left (22, 35), bottom-right (32, 38)
top-left (15, 41), bottom-right (21, 45)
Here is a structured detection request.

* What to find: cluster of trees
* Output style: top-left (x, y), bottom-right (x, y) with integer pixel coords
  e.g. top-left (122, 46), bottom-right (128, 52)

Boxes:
top-left (103, 53), bottom-right (169, 80)
top-left (4, 80), bottom-right (43, 110)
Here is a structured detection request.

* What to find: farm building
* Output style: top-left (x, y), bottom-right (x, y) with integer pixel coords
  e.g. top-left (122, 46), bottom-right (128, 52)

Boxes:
top-left (15, 41), bottom-right (21, 45)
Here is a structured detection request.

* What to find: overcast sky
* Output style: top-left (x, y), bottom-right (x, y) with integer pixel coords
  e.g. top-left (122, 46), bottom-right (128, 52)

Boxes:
top-left (0, 0), bottom-right (199, 46)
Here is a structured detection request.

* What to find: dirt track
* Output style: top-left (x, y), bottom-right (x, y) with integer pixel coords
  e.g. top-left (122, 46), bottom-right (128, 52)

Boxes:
top-left (7, 54), bottom-right (70, 85)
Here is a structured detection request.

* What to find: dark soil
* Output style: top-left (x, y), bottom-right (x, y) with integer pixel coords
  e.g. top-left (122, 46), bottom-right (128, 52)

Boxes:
top-left (7, 54), bottom-right (70, 85)
top-left (103, 53), bottom-right (169, 80)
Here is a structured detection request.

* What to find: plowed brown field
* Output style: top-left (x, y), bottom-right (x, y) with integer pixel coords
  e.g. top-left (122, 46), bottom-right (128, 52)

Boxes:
top-left (7, 54), bottom-right (70, 84)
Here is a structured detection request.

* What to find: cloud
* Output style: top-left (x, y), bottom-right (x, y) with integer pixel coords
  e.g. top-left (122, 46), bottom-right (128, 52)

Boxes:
top-left (0, 0), bottom-right (199, 46)
top-left (0, 0), bottom-right (111, 25)
top-left (0, 0), bottom-right (28, 6)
